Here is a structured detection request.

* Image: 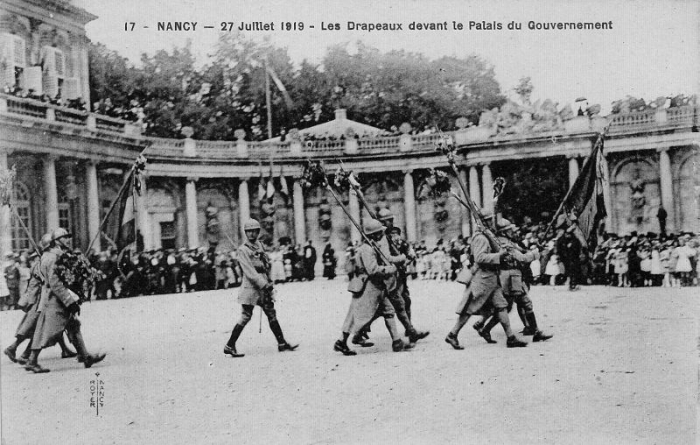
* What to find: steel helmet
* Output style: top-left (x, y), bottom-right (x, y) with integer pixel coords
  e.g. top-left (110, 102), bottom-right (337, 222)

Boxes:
top-left (51, 227), bottom-right (72, 242)
top-left (243, 219), bottom-right (261, 231)
top-left (496, 218), bottom-right (517, 232)
top-left (363, 219), bottom-right (385, 236)
top-left (377, 208), bottom-right (394, 221)
top-left (40, 233), bottom-right (53, 250)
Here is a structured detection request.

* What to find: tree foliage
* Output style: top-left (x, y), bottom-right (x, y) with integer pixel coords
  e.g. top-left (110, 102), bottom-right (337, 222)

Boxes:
top-left (88, 35), bottom-right (506, 140)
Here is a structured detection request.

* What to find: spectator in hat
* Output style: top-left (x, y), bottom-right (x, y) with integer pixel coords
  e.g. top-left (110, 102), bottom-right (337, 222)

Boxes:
top-left (4, 253), bottom-right (20, 310)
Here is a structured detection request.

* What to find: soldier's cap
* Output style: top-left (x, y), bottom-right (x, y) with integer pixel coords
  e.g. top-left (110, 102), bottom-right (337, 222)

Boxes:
top-left (363, 218), bottom-right (385, 236)
top-left (388, 226), bottom-right (402, 235)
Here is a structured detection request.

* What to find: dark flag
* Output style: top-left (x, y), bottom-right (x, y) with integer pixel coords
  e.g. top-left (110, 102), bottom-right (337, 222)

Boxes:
top-left (560, 134), bottom-right (607, 248)
top-left (97, 155), bottom-right (146, 256)
top-left (114, 169), bottom-right (138, 251)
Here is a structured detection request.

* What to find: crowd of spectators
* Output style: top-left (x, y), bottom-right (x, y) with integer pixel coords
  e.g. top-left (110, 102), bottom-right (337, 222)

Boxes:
top-left (3, 85), bottom-right (88, 112)
top-left (1, 226), bottom-right (697, 310)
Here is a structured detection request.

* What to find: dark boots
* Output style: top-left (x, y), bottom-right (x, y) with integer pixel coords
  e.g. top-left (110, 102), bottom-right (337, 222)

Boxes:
top-left (407, 328), bottom-right (430, 344)
top-left (224, 324), bottom-right (245, 357)
top-left (525, 312), bottom-right (553, 342)
top-left (506, 336), bottom-right (528, 348)
top-left (269, 320), bottom-right (298, 352)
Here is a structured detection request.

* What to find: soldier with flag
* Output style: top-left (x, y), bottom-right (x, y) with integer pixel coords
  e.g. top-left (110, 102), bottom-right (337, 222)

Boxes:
top-left (24, 228), bottom-right (106, 373)
top-left (472, 218), bottom-right (553, 343)
top-left (4, 233), bottom-right (78, 365)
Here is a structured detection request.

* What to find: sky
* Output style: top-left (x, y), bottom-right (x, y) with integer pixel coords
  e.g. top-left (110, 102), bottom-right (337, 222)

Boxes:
top-left (73, 0), bottom-right (699, 114)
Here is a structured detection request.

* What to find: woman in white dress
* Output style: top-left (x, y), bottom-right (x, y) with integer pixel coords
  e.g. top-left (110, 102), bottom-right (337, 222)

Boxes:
top-left (544, 242), bottom-right (561, 287)
top-left (673, 238), bottom-right (696, 287)
top-left (650, 241), bottom-right (664, 287)
top-left (269, 248), bottom-right (286, 284)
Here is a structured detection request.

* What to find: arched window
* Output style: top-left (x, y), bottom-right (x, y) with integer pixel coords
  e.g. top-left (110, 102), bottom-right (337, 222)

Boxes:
top-left (57, 193), bottom-right (74, 235)
top-left (10, 181), bottom-right (32, 251)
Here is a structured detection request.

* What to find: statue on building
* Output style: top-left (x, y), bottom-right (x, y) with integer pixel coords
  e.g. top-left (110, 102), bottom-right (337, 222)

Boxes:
top-left (318, 197), bottom-right (332, 231)
top-left (629, 169), bottom-right (646, 225)
top-left (205, 201), bottom-right (220, 244)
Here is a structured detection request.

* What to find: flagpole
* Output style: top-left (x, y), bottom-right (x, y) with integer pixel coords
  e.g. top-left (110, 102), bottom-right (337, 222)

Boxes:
top-left (265, 55), bottom-right (273, 140)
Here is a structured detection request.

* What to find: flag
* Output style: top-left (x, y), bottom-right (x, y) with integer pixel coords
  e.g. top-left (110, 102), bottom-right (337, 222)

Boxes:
top-left (560, 134), bottom-right (607, 248)
top-left (258, 171), bottom-right (266, 202)
top-left (279, 167), bottom-right (289, 199)
top-left (266, 65), bottom-right (294, 109)
top-left (266, 164), bottom-right (276, 199)
top-left (113, 169), bottom-right (138, 251)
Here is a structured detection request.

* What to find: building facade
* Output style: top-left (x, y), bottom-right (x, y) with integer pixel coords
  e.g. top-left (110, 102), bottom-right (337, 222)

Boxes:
top-left (1, 1), bottom-right (699, 262)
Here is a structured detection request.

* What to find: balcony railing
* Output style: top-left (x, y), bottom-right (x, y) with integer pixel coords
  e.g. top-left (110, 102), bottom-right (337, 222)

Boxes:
top-left (0, 93), bottom-right (139, 136)
top-left (2, 92), bottom-right (697, 159)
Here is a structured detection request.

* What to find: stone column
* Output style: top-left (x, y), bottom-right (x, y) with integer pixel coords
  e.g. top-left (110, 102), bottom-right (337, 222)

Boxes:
top-left (469, 165), bottom-right (482, 208)
top-left (349, 189), bottom-right (361, 244)
top-left (403, 170), bottom-right (417, 242)
top-left (44, 156), bottom-right (59, 230)
top-left (293, 178), bottom-right (306, 245)
top-left (568, 156), bottom-right (579, 189)
top-left (136, 174), bottom-right (151, 250)
top-left (238, 178), bottom-right (250, 238)
top-left (458, 167), bottom-right (471, 237)
top-left (481, 163), bottom-right (494, 215)
top-left (185, 178), bottom-right (199, 248)
top-left (85, 162), bottom-right (101, 251)
top-left (0, 148), bottom-right (11, 257)
top-left (658, 147), bottom-right (675, 232)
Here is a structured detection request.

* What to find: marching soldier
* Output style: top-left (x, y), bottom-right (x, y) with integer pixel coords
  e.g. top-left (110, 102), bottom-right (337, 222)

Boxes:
top-left (25, 228), bottom-right (106, 373)
top-left (472, 219), bottom-right (553, 343)
top-left (4, 234), bottom-right (77, 365)
top-left (445, 215), bottom-right (528, 349)
top-left (223, 219), bottom-right (298, 357)
top-left (334, 219), bottom-right (414, 355)
top-left (352, 209), bottom-right (428, 347)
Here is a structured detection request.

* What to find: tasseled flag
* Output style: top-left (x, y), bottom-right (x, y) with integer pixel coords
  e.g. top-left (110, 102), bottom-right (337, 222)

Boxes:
top-left (258, 171), bottom-right (266, 202)
top-left (279, 167), bottom-right (289, 199)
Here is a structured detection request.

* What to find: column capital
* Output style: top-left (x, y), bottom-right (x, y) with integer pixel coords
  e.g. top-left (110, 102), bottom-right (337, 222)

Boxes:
top-left (656, 146), bottom-right (671, 153)
top-left (402, 168), bottom-right (414, 175)
top-left (186, 176), bottom-right (199, 183)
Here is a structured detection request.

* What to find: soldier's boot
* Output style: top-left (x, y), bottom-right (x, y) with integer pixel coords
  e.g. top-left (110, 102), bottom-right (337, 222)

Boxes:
top-left (476, 316), bottom-right (499, 344)
top-left (334, 333), bottom-right (357, 356)
top-left (444, 332), bottom-right (464, 350)
top-left (4, 346), bottom-right (18, 363)
top-left (24, 350), bottom-right (49, 373)
top-left (517, 306), bottom-right (534, 335)
top-left (72, 331), bottom-right (106, 368)
top-left (17, 344), bottom-right (31, 365)
top-left (506, 336), bottom-right (528, 348)
top-left (351, 333), bottom-right (374, 348)
top-left (527, 312), bottom-right (553, 342)
top-left (58, 334), bottom-right (78, 359)
top-left (270, 320), bottom-right (298, 352)
top-left (224, 324), bottom-right (245, 357)
top-left (472, 318), bottom-right (485, 333)
top-left (385, 317), bottom-right (413, 352)
top-left (406, 327), bottom-right (430, 344)
top-left (392, 339), bottom-right (415, 352)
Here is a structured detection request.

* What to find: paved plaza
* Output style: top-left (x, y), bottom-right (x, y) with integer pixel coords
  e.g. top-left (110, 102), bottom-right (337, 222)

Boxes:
top-left (1, 280), bottom-right (697, 444)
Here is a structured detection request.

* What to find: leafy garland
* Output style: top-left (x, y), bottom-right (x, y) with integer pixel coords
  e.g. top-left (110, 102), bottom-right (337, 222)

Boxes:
top-left (54, 251), bottom-right (99, 303)
top-left (300, 161), bottom-right (328, 189)
top-left (423, 169), bottom-right (452, 199)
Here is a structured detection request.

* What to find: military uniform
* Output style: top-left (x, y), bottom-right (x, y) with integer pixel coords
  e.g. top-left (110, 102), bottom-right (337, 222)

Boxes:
top-left (446, 225), bottom-right (527, 349)
top-left (224, 219), bottom-right (297, 357)
top-left (32, 246), bottom-right (81, 349)
top-left (340, 241), bottom-right (396, 335)
top-left (460, 230), bottom-right (509, 316)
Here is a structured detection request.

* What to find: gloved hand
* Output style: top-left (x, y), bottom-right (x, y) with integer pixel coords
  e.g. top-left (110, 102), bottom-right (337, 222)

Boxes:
top-left (67, 302), bottom-right (81, 316)
top-left (499, 250), bottom-right (512, 263)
